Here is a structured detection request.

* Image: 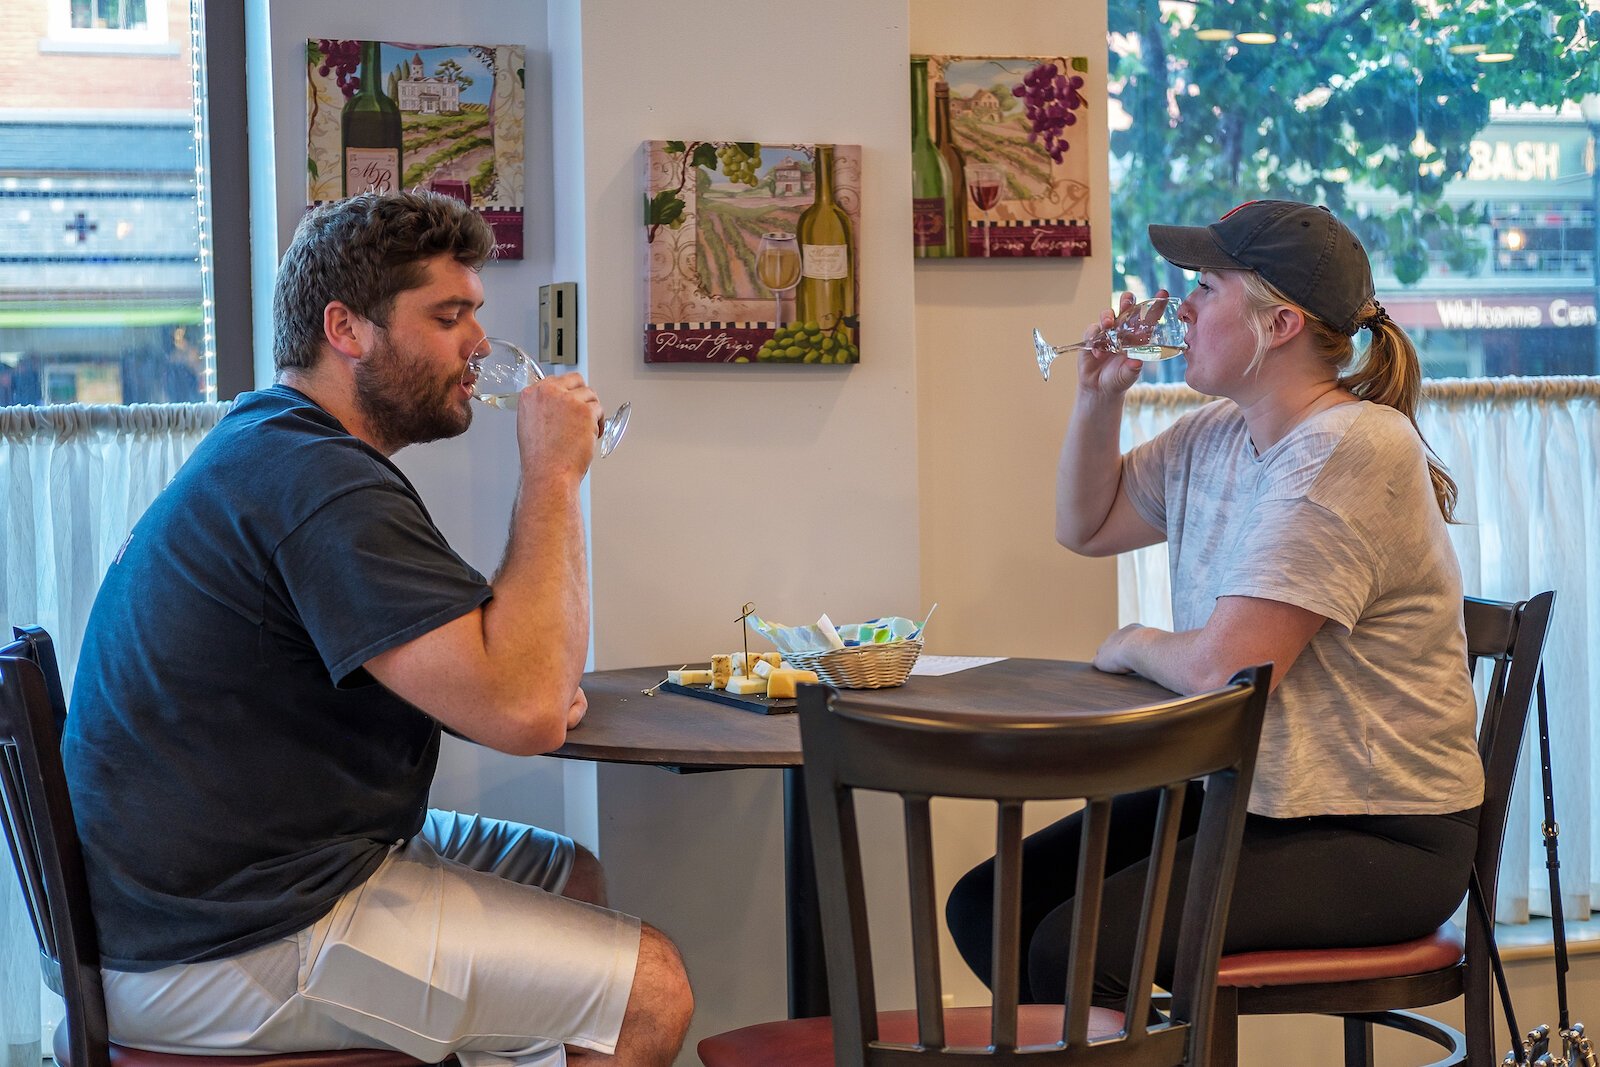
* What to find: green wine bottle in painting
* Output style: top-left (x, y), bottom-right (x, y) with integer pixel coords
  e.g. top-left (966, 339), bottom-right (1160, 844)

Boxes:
top-left (933, 80), bottom-right (969, 256)
top-left (910, 58), bottom-right (954, 258)
top-left (795, 144), bottom-right (856, 352)
top-left (342, 40), bottom-right (403, 197)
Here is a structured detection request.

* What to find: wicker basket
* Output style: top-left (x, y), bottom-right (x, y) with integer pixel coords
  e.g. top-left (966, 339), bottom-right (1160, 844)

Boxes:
top-left (783, 640), bottom-right (922, 689)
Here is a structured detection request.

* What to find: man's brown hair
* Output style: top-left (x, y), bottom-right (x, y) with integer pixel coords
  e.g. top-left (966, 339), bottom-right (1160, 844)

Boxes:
top-left (272, 192), bottom-right (494, 374)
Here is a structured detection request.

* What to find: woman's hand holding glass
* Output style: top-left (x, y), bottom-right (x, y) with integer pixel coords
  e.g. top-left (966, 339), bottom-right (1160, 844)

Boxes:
top-left (464, 336), bottom-right (630, 458)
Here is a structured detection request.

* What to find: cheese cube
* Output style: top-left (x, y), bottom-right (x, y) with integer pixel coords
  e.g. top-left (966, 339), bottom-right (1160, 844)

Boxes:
top-left (725, 674), bottom-right (768, 696)
top-left (710, 655), bottom-right (732, 689)
top-left (668, 669), bottom-right (713, 686)
top-left (765, 668), bottom-right (820, 699)
top-left (731, 651), bottom-right (783, 675)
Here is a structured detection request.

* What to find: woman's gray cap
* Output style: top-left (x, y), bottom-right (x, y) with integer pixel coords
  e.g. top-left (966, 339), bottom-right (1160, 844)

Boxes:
top-left (1148, 200), bottom-right (1376, 335)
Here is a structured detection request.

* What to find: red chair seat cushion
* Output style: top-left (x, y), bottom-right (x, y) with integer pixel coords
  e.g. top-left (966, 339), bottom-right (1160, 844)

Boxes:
top-left (54, 1028), bottom-right (446, 1067)
top-left (698, 1004), bottom-right (1126, 1067)
top-left (1216, 923), bottom-right (1465, 988)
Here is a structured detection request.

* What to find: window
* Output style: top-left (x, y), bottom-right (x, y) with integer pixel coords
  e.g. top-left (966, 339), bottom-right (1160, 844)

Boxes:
top-left (4, 0), bottom-right (254, 407)
top-left (72, 0), bottom-right (151, 31)
top-left (1491, 201), bottom-right (1594, 275)
top-left (45, 0), bottom-right (171, 50)
top-left (1106, 1), bottom-right (1600, 382)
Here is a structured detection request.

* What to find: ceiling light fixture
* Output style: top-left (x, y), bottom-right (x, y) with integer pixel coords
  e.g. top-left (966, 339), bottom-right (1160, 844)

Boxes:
top-left (1476, 51), bottom-right (1515, 63)
top-left (1195, 28), bottom-right (1235, 40)
top-left (1448, 42), bottom-right (1486, 54)
top-left (1235, 31), bottom-right (1278, 44)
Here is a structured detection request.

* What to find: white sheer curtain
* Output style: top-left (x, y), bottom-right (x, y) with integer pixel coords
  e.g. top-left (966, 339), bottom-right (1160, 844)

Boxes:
top-left (0, 402), bottom-right (228, 1059)
top-left (1119, 377), bottom-right (1600, 926)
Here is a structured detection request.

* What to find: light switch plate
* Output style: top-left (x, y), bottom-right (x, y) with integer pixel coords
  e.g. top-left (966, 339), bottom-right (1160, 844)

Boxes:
top-left (539, 282), bottom-right (578, 365)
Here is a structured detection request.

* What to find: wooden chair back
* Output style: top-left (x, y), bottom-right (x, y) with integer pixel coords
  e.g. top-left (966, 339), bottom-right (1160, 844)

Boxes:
top-left (798, 664), bottom-right (1272, 1065)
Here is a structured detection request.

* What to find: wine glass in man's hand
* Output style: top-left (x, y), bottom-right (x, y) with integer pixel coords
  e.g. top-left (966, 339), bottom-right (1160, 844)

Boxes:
top-left (465, 337), bottom-right (631, 458)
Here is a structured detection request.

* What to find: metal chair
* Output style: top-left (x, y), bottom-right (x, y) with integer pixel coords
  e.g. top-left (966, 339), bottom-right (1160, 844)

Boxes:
top-left (0, 626), bottom-right (451, 1067)
top-left (1209, 591), bottom-right (1556, 1066)
top-left (699, 664), bottom-right (1272, 1067)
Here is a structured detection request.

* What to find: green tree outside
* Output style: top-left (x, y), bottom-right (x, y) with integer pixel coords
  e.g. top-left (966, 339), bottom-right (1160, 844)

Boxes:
top-left (1108, 0), bottom-right (1600, 297)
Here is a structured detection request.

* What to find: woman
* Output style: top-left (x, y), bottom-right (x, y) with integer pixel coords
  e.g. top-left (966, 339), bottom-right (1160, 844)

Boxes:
top-left (946, 200), bottom-right (1483, 1007)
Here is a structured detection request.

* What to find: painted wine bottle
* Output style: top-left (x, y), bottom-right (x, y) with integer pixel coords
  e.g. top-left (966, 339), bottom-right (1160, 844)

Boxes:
top-left (933, 80), bottom-right (969, 256)
top-left (342, 40), bottom-right (403, 197)
top-left (795, 144), bottom-right (856, 351)
top-left (910, 58), bottom-right (954, 258)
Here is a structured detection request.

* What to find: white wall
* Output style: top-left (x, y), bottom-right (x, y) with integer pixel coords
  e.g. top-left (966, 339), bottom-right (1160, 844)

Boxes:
top-left (911, 1), bottom-right (1118, 667)
top-left (261, 0), bottom-right (571, 831)
top-left (551, 0), bottom-right (924, 1053)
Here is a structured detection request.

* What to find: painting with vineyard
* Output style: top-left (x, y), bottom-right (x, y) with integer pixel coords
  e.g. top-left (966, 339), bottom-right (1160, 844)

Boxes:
top-left (643, 140), bottom-right (863, 365)
top-left (305, 40), bottom-right (526, 258)
top-left (915, 54), bottom-right (1091, 258)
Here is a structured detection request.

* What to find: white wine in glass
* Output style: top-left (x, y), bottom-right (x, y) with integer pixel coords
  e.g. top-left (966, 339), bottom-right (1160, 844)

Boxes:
top-left (756, 232), bottom-right (802, 327)
top-left (465, 337), bottom-right (631, 458)
top-left (1033, 297), bottom-right (1187, 381)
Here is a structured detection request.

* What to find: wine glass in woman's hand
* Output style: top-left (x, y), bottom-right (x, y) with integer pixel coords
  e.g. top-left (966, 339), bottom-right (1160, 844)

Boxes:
top-left (465, 337), bottom-right (631, 458)
top-left (1033, 296), bottom-right (1187, 381)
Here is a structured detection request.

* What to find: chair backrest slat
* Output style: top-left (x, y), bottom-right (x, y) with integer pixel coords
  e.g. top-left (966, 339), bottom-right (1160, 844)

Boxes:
top-left (902, 795), bottom-right (946, 1049)
top-left (1124, 782), bottom-right (1187, 1040)
top-left (0, 626), bottom-right (113, 1067)
top-left (1063, 799), bottom-right (1111, 1048)
top-left (800, 664), bottom-right (1271, 1066)
top-left (0, 744), bottom-right (51, 953)
top-left (990, 800), bottom-right (1025, 1051)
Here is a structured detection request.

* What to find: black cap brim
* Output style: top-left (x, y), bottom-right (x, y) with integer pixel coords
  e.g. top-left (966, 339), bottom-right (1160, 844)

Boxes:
top-left (1148, 223), bottom-right (1253, 273)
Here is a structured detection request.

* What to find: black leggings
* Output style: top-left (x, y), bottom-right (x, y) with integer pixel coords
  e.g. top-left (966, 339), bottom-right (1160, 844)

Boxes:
top-left (944, 782), bottom-right (1480, 1006)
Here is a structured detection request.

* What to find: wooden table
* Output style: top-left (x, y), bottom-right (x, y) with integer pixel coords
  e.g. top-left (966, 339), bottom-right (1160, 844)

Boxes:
top-left (554, 658), bottom-right (1175, 1018)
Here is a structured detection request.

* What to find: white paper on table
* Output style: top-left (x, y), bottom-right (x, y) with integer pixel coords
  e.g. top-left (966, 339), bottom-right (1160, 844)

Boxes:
top-left (910, 655), bottom-right (1007, 677)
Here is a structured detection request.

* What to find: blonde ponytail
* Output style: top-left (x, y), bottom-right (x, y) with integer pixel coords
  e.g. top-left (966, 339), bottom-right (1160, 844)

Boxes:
top-left (1335, 302), bottom-right (1458, 523)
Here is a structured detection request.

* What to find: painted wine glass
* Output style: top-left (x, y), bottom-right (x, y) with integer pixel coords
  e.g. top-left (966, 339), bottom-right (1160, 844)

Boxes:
top-left (1033, 296), bottom-right (1187, 381)
top-left (465, 336), bottom-right (631, 458)
top-left (966, 163), bottom-right (1004, 257)
top-left (755, 231), bottom-right (802, 327)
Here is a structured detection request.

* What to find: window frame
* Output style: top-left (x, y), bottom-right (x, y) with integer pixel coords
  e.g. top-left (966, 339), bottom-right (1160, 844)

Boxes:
top-left (198, 0), bottom-right (254, 399)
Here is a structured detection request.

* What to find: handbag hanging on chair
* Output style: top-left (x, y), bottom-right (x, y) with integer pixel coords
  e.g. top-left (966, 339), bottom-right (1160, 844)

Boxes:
top-left (1483, 671), bottom-right (1598, 1067)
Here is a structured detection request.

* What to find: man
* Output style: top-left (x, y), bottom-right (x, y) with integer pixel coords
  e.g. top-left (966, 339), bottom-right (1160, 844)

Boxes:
top-left (63, 192), bottom-right (692, 1066)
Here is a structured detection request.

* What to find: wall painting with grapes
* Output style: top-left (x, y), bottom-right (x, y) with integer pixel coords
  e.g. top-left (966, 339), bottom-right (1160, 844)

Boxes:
top-left (306, 40), bottom-right (527, 259)
top-left (643, 141), bottom-right (862, 365)
top-left (911, 54), bottom-right (1091, 259)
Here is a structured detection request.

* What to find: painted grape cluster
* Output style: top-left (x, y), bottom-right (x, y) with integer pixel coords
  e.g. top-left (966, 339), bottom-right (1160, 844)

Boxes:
top-left (1012, 63), bottom-right (1085, 164)
top-left (753, 322), bottom-right (858, 364)
top-left (316, 39), bottom-right (363, 99)
top-left (715, 143), bottom-right (762, 186)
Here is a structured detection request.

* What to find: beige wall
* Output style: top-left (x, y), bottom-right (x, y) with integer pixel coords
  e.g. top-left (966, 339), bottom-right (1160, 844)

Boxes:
top-left (912, 1), bottom-right (1118, 665)
top-left (553, 0), bottom-right (926, 1052)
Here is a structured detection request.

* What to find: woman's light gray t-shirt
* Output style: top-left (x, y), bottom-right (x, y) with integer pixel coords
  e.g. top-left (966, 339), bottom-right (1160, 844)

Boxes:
top-left (1120, 399), bottom-right (1483, 818)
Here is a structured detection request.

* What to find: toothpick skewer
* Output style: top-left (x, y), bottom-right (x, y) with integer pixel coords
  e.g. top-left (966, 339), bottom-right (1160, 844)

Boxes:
top-left (736, 602), bottom-right (756, 677)
top-left (642, 665), bottom-right (689, 697)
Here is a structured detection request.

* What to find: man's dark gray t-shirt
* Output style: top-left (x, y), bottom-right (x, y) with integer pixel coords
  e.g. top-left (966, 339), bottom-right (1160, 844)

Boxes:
top-left (63, 385), bottom-right (492, 970)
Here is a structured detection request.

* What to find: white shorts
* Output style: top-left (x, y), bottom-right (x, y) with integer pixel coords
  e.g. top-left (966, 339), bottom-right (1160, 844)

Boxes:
top-left (103, 811), bottom-right (643, 1067)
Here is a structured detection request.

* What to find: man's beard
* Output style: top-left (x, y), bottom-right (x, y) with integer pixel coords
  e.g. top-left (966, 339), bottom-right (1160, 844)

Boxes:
top-left (353, 330), bottom-right (472, 451)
